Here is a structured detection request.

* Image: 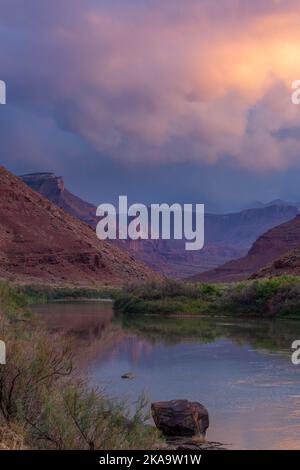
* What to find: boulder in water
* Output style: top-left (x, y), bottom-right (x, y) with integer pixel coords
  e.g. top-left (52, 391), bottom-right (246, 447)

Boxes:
top-left (151, 400), bottom-right (209, 439)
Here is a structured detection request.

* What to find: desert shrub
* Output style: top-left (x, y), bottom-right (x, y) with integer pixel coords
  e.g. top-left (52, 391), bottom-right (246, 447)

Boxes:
top-left (0, 326), bottom-right (73, 426)
top-left (268, 282), bottom-right (300, 316)
top-left (117, 277), bottom-right (300, 317)
top-left (16, 285), bottom-right (117, 305)
top-left (114, 295), bottom-right (147, 314)
top-left (220, 282), bottom-right (269, 314)
top-left (0, 282), bottom-right (30, 318)
top-left (220, 277), bottom-right (300, 316)
top-left (29, 387), bottom-right (156, 450)
top-left (0, 282), bottom-right (159, 449)
top-left (115, 280), bottom-right (223, 314)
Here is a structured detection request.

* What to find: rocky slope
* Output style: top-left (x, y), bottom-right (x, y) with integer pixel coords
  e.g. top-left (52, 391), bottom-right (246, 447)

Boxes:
top-left (21, 173), bottom-right (298, 278)
top-left (252, 246), bottom-right (300, 279)
top-left (194, 214), bottom-right (300, 283)
top-left (252, 216), bottom-right (300, 279)
top-left (0, 167), bottom-right (160, 287)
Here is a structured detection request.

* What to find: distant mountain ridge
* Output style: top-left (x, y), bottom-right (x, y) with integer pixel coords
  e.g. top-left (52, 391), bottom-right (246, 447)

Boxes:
top-left (21, 172), bottom-right (299, 278)
top-left (242, 199), bottom-right (300, 210)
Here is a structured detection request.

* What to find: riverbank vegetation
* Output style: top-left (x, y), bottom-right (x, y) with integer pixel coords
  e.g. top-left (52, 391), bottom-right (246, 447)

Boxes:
top-left (114, 276), bottom-right (300, 317)
top-left (16, 284), bottom-right (118, 304)
top-left (1, 275), bottom-right (299, 449)
top-left (0, 282), bottom-right (159, 450)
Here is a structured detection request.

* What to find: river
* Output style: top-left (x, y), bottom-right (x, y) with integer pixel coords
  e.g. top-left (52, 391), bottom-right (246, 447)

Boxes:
top-left (32, 300), bottom-right (300, 450)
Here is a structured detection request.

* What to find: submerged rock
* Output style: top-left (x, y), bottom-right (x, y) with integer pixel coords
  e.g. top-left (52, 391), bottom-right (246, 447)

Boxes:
top-left (121, 372), bottom-right (135, 379)
top-left (151, 400), bottom-right (209, 439)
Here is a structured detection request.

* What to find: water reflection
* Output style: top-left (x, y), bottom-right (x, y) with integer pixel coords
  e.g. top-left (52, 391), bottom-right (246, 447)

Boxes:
top-left (33, 302), bottom-right (300, 450)
top-left (32, 301), bottom-right (126, 363)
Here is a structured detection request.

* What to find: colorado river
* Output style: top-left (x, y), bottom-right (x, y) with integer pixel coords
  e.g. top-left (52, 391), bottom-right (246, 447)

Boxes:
top-left (33, 300), bottom-right (300, 450)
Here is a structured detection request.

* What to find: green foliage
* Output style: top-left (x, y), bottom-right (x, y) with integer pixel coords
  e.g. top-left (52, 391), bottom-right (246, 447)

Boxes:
top-left (115, 276), bottom-right (300, 317)
top-left (114, 280), bottom-right (223, 315)
top-left (27, 384), bottom-right (157, 450)
top-left (222, 276), bottom-right (300, 316)
top-left (0, 282), bottom-right (159, 450)
top-left (0, 282), bottom-right (31, 319)
top-left (17, 285), bottom-right (119, 304)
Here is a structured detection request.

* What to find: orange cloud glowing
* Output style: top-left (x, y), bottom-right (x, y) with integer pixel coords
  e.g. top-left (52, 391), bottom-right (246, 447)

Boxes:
top-left (4, 0), bottom-right (300, 170)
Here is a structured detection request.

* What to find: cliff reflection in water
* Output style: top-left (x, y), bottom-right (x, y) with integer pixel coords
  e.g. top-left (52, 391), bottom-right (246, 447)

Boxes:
top-left (32, 301), bottom-right (126, 363)
top-left (34, 301), bottom-right (300, 449)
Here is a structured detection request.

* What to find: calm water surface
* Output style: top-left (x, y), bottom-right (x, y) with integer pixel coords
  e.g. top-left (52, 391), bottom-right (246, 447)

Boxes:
top-left (33, 301), bottom-right (300, 450)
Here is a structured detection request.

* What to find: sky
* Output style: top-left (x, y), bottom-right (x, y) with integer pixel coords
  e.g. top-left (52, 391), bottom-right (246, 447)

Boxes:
top-left (1, 0), bottom-right (300, 212)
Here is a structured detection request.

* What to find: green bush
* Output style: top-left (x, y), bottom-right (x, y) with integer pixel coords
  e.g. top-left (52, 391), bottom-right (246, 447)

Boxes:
top-left (0, 282), bottom-right (159, 450)
top-left (220, 277), bottom-right (300, 316)
top-left (16, 285), bottom-right (117, 304)
top-left (116, 277), bottom-right (300, 317)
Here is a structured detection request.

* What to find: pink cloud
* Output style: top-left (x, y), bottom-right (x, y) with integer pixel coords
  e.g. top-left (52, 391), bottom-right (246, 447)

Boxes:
top-left (2, 0), bottom-right (300, 170)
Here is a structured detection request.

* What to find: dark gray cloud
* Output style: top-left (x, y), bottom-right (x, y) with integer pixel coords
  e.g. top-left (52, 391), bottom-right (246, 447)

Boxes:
top-left (1, 0), bottom-right (300, 211)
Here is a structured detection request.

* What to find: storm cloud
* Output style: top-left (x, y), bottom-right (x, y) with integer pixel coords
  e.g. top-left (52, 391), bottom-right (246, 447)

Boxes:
top-left (1, 0), bottom-right (300, 209)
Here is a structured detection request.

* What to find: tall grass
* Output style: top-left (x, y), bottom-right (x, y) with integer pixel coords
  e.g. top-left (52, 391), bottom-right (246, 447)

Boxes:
top-left (0, 282), bottom-right (159, 450)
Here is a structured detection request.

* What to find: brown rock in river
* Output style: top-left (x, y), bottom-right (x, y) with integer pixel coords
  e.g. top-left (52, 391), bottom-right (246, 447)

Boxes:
top-left (151, 400), bottom-right (209, 439)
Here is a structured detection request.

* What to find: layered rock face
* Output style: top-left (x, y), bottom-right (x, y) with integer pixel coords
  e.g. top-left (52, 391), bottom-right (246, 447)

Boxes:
top-left (194, 214), bottom-right (300, 283)
top-left (252, 216), bottom-right (300, 278)
top-left (0, 167), bottom-right (160, 287)
top-left (21, 172), bottom-right (98, 227)
top-left (21, 173), bottom-right (298, 278)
